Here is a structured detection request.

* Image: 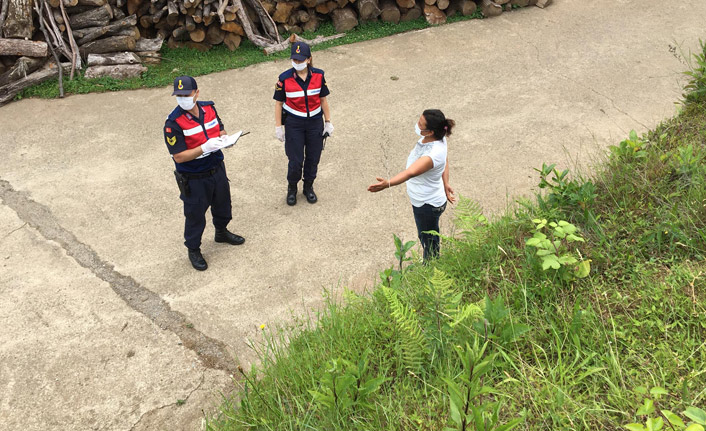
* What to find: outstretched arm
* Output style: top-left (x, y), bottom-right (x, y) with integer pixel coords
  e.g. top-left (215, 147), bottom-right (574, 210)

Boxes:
top-left (368, 156), bottom-right (433, 192)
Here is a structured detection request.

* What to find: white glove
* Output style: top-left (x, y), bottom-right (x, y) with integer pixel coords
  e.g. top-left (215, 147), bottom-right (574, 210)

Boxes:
top-left (323, 121), bottom-right (334, 137)
top-left (275, 125), bottom-right (285, 142)
top-left (201, 136), bottom-right (227, 154)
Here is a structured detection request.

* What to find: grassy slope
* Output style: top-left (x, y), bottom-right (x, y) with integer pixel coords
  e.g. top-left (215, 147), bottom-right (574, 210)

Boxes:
top-left (206, 50), bottom-right (706, 430)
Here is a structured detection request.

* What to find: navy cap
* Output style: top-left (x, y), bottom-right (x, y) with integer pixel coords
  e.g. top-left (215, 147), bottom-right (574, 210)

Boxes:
top-left (290, 42), bottom-right (311, 61)
top-left (172, 76), bottom-right (197, 96)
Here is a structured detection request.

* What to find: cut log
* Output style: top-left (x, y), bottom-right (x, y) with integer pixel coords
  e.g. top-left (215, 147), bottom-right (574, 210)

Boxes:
top-left (301, 10), bottom-right (319, 31)
top-left (423, 4), bottom-right (445, 24)
top-left (223, 31), bottom-right (241, 50)
top-left (127, 0), bottom-right (143, 14)
top-left (479, 0), bottom-right (501, 17)
top-left (84, 63), bottom-right (146, 78)
top-left (356, 0), bottom-right (380, 20)
top-left (494, 0), bottom-right (509, 4)
top-left (189, 26), bottom-right (206, 42)
top-left (73, 14), bottom-right (138, 45)
top-left (185, 13), bottom-right (195, 30)
top-left (0, 64), bottom-right (59, 107)
top-left (535, 0), bottom-right (550, 8)
top-left (79, 35), bottom-right (136, 56)
top-left (399, 3), bottom-right (421, 21)
top-left (86, 51), bottom-right (141, 65)
top-left (379, 0), bottom-right (399, 23)
top-left (395, 0), bottom-right (414, 8)
top-left (47, 0), bottom-right (79, 9)
top-left (3, 0), bottom-right (34, 38)
top-left (135, 36), bottom-right (163, 50)
top-left (331, 6), bottom-right (357, 32)
top-left (220, 20), bottom-right (243, 35)
top-left (510, 0), bottom-right (529, 5)
top-left (205, 23), bottom-right (225, 44)
top-left (70, 4), bottom-right (114, 29)
top-left (167, 0), bottom-right (179, 24)
top-left (437, 0), bottom-right (449, 9)
top-left (424, 0), bottom-right (434, 6)
top-left (172, 25), bottom-right (188, 39)
top-left (0, 56), bottom-right (45, 86)
top-left (263, 32), bottom-right (344, 55)
top-left (451, 0), bottom-right (476, 15)
top-left (314, 1), bottom-right (335, 14)
top-left (273, 1), bottom-right (297, 23)
top-left (77, 0), bottom-right (108, 5)
top-left (0, 39), bottom-right (48, 57)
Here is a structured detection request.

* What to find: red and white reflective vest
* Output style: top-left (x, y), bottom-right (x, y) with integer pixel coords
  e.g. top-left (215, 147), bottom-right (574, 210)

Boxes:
top-left (173, 102), bottom-right (221, 149)
top-left (282, 70), bottom-right (324, 118)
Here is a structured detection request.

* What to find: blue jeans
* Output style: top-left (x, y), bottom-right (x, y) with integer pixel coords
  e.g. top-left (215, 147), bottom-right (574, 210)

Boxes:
top-left (412, 202), bottom-right (447, 262)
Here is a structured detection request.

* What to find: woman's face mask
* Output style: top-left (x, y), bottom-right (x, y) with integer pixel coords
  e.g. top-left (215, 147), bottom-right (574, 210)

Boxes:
top-left (292, 60), bottom-right (308, 71)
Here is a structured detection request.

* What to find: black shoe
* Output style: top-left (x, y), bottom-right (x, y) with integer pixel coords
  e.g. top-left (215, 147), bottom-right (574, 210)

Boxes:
top-left (215, 228), bottom-right (245, 245)
top-left (303, 180), bottom-right (317, 204)
top-left (287, 183), bottom-right (297, 206)
top-left (188, 248), bottom-right (208, 271)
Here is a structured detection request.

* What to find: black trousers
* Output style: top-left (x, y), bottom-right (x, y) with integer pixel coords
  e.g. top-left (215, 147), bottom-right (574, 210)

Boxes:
top-left (284, 116), bottom-right (324, 184)
top-left (412, 202), bottom-right (447, 262)
top-left (180, 164), bottom-right (232, 250)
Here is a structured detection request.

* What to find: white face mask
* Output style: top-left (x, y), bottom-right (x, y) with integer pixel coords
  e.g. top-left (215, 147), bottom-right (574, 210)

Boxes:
top-left (176, 96), bottom-right (195, 110)
top-left (292, 60), bottom-right (308, 71)
top-left (415, 123), bottom-right (424, 137)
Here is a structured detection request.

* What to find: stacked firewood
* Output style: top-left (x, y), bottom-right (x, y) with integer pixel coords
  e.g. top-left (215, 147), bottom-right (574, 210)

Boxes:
top-left (0, 0), bottom-right (550, 105)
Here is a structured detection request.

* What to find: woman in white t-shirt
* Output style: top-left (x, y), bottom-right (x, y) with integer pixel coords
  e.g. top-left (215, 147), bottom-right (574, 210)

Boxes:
top-left (368, 109), bottom-right (456, 261)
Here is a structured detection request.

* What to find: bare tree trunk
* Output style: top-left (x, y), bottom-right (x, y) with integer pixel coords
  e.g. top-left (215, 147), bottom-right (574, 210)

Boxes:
top-left (84, 63), bottom-right (146, 78)
top-left (3, 0), bottom-right (34, 38)
top-left (86, 51), bottom-right (140, 65)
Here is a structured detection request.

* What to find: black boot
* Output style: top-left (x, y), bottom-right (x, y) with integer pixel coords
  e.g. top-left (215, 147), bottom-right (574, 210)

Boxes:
top-left (188, 248), bottom-right (208, 271)
top-left (287, 183), bottom-right (297, 206)
top-left (215, 228), bottom-right (245, 245)
top-left (303, 180), bottom-right (317, 204)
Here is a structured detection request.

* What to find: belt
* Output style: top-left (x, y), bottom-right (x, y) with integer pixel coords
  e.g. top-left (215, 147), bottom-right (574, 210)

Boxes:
top-left (178, 163), bottom-right (221, 180)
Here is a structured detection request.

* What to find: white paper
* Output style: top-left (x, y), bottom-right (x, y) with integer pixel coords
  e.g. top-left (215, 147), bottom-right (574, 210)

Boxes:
top-left (220, 130), bottom-right (243, 149)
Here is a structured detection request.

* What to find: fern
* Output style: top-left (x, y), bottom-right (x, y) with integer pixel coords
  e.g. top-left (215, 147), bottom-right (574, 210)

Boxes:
top-left (453, 196), bottom-right (488, 244)
top-left (382, 287), bottom-right (427, 372)
top-left (450, 302), bottom-right (484, 328)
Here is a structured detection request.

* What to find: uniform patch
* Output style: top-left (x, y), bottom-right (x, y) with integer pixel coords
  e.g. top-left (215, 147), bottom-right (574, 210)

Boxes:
top-left (275, 81), bottom-right (283, 90)
top-left (165, 127), bottom-right (172, 133)
top-left (167, 136), bottom-right (177, 146)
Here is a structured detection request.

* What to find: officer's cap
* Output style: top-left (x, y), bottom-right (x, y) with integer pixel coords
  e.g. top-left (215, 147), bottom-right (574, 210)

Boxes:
top-left (172, 76), bottom-right (197, 96)
top-left (290, 42), bottom-right (311, 61)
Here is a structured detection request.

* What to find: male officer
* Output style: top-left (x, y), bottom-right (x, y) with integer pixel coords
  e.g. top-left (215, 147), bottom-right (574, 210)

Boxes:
top-left (164, 75), bottom-right (244, 271)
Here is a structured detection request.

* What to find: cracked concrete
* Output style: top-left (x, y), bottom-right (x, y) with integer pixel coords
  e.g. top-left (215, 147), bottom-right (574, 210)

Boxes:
top-left (1, 0), bottom-right (705, 429)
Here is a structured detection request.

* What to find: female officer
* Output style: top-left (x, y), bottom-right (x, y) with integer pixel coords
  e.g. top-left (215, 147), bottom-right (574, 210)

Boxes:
top-left (368, 109), bottom-right (456, 262)
top-left (273, 41), bottom-right (334, 206)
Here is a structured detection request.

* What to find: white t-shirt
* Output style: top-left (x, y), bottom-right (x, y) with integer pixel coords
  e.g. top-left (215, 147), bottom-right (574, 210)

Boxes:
top-left (405, 137), bottom-right (448, 207)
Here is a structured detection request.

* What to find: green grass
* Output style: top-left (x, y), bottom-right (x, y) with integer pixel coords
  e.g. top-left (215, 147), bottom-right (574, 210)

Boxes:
top-left (205, 43), bottom-right (706, 430)
top-left (16, 8), bottom-right (484, 101)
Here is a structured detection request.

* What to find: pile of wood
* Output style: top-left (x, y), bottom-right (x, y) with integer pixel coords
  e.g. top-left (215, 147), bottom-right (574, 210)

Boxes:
top-left (0, 0), bottom-right (550, 105)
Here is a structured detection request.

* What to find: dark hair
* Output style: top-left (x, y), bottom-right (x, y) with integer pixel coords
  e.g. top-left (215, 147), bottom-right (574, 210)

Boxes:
top-left (423, 109), bottom-right (455, 140)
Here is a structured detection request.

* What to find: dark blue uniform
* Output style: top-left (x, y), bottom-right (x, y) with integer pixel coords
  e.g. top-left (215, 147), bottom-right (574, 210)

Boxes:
top-left (274, 67), bottom-right (330, 184)
top-left (164, 102), bottom-right (232, 250)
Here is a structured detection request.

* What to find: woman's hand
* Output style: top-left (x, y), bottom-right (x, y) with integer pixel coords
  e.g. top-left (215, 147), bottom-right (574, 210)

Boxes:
top-left (368, 177), bottom-right (390, 193)
top-left (445, 183), bottom-right (456, 204)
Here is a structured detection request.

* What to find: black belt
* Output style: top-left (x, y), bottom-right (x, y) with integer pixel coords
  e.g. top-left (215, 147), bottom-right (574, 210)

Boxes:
top-left (178, 163), bottom-right (221, 180)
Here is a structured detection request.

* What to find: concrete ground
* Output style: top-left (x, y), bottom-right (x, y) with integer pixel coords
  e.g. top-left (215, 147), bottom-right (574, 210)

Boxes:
top-left (1, 0), bottom-right (705, 429)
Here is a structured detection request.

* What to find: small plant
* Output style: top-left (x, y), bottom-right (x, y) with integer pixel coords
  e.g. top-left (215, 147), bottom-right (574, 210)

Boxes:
top-left (610, 130), bottom-right (648, 160)
top-left (681, 39), bottom-right (706, 104)
top-left (535, 163), bottom-right (597, 222)
top-left (624, 386), bottom-right (706, 431)
top-left (309, 348), bottom-right (386, 414)
top-left (394, 233), bottom-right (416, 271)
top-left (525, 219), bottom-right (590, 281)
top-left (443, 338), bottom-right (522, 431)
top-left (671, 144), bottom-right (704, 182)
